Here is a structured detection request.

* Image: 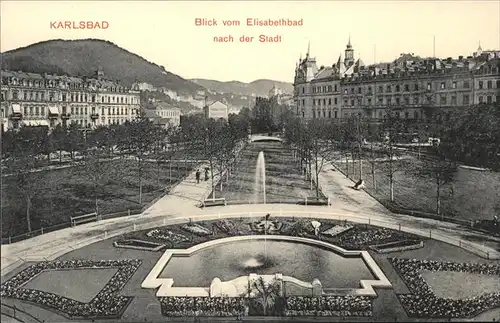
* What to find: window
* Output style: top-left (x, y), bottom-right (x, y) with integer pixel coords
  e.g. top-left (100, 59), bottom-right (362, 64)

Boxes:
top-left (312, 110), bottom-right (316, 119)
top-left (328, 110), bottom-right (332, 118)
top-left (368, 87), bottom-right (372, 94)
top-left (463, 94), bottom-right (469, 104)
top-left (30, 106), bottom-right (34, 115)
top-left (328, 98), bottom-right (331, 105)
top-left (301, 99), bottom-right (304, 105)
top-left (451, 96), bottom-right (457, 105)
top-left (396, 85), bottom-right (400, 92)
top-left (404, 97), bottom-right (409, 105)
top-left (350, 99), bottom-right (354, 106)
top-left (378, 97), bottom-right (383, 105)
top-left (41, 107), bottom-right (45, 115)
top-left (414, 96), bottom-right (419, 104)
top-left (24, 92), bottom-right (28, 100)
top-left (396, 97), bottom-right (400, 105)
top-left (323, 99), bottom-right (326, 105)
top-left (367, 98), bottom-right (372, 105)
top-left (62, 94), bottom-right (66, 102)
top-left (351, 88), bottom-right (355, 94)
top-left (440, 82), bottom-right (445, 89)
top-left (302, 88), bottom-right (305, 93)
top-left (387, 85), bottom-right (392, 92)
top-left (71, 107), bottom-right (74, 115)
top-left (334, 111), bottom-right (338, 118)
top-left (358, 87), bottom-right (361, 94)
top-left (313, 99), bottom-right (316, 106)
top-left (487, 96), bottom-right (492, 104)
top-left (479, 96), bottom-right (483, 103)
top-left (487, 81), bottom-right (492, 89)
top-left (344, 89), bottom-right (348, 94)
top-left (344, 99), bottom-right (348, 106)
top-left (452, 81), bottom-right (457, 89)
top-left (334, 98), bottom-right (338, 104)
top-left (497, 80), bottom-right (500, 88)
top-left (440, 95), bottom-right (447, 105)
top-left (427, 83), bottom-right (431, 90)
top-left (334, 85), bottom-right (338, 92)
top-left (464, 81), bottom-right (470, 88)
top-left (478, 81), bottom-right (483, 89)
top-left (378, 86), bottom-right (383, 93)
top-left (414, 111), bottom-right (419, 119)
top-left (404, 84), bottom-right (409, 91)
top-left (24, 106), bottom-right (28, 115)
top-left (405, 111), bottom-right (409, 119)
top-left (414, 84), bottom-right (419, 91)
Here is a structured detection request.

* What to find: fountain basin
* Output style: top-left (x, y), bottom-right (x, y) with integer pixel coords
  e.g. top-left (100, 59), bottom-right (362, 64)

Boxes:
top-left (141, 235), bottom-right (392, 297)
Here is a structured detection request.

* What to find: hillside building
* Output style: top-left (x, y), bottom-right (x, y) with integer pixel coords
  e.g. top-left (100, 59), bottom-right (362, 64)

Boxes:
top-left (203, 100), bottom-right (228, 120)
top-left (1, 69), bottom-right (140, 131)
top-left (293, 38), bottom-right (500, 120)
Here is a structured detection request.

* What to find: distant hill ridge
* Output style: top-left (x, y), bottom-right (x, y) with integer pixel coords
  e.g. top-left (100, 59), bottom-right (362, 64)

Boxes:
top-left (190, 78), bottom-right (294, 97)
top-left (0, 38), bottom-right (204, 95)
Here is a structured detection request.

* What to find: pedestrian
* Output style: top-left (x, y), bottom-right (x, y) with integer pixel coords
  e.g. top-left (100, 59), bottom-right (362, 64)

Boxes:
top-left (195, 169), bottom-right (201, 184)
top-left (205, 167), bottom-right (209, 181)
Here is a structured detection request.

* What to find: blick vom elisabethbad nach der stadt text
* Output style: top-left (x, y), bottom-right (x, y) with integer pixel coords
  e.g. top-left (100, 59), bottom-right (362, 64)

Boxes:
top-left (194, 18), bottom-right (304, 43)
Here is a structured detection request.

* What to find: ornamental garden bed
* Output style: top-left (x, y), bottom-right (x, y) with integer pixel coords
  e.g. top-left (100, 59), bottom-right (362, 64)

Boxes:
top-left (369, 239), bottom-right (424, 253)
top-left (113, 239), bottom-right (165, 251)
top-left (158, 295), bottom-right (373, 317)
top-left (391, 257), bottom-right (500, 318)
top-left (118, 217), bottom-right (423, 252)
top-left (0, 259), bottom-right (141, 319)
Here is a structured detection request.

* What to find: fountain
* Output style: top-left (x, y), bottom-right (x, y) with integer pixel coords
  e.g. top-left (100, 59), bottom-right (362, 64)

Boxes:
top-left (253, 151), bottom-right (266, 204)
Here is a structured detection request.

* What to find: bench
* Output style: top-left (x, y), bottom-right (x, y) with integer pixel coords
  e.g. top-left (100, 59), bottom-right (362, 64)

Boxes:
top-left (71, 212), bottom-right (98, 227)
top-left (202, 198), bottom-right (227, 208)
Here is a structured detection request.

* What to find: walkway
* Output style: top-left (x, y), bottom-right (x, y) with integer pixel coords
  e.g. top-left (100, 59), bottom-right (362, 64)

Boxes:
top-left (2, 159), bottom-right (500, 277)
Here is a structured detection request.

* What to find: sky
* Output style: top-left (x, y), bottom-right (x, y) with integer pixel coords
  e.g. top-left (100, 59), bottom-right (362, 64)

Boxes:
top-left (1, 1), bottom-right (499, 83)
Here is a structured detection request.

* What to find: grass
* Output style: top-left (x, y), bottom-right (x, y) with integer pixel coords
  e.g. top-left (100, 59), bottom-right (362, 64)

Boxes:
top-left (420, 270), bottom-right (500, 300)
top-left (332, 153), bottom-right (500, 221)
top-left (23, 268), bottom-right (118, 303)
top-left (1, 158), bottom-right (197, 237)
top-left (210, 141), bottom-right (324, 203)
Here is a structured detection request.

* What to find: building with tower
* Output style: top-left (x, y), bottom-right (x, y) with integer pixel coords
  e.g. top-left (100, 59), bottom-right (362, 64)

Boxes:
top-left (293, 37), bottom-right (500, 120)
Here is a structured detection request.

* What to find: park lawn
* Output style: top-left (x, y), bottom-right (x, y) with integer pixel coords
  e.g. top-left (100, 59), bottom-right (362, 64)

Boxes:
top-left (332, 157), bottom-right (500, 221)
top-left (210, 141), bottom-right (324, 203)
top-left (1, 159), bottom-right (197, 237)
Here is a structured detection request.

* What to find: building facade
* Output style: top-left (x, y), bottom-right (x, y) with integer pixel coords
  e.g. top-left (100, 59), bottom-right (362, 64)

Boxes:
top-left (293, 39), bottom-right (500, 120)
top-left (145, 103), bottom-right (181, 128)
top-left (1, 69), bottom-right (141, 132)
top-left (204, 101), bottom-right (228, 120)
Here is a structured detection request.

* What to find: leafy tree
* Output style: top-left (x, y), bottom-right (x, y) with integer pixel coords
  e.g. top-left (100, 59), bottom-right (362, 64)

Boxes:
top-left (64, 123), bottom-right (85, 159)
top-left (252, 97), bottom-right (277, 134)
top-left (3, 127), bottom-right (50, 232)
top-left (250, 276), bottom-right (282, 316)
top-left (50, 124), bottom-right (68, 163)
top-left (122, 114), bottom-right (156, 205)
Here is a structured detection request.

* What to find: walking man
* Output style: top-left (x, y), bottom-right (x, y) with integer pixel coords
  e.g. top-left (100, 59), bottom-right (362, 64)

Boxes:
top-left (195, 169), bottom-right (201, 184)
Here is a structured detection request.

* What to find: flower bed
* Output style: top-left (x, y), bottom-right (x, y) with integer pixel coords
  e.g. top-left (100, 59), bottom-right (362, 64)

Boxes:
top-left (146, 229), bottom-right (189, 244)
top-left (250, 219), bottom-right (283, 234)
top-left (285, 296), bottom-right (373, 317)
top-left (181, 223), bottom-right (212, 236)
top-left (321, 225), bottom-right (354, 237)
top-left (391, 258), bottom-right (500, 318)
top-left (214, 219), bottom-right (235, 233)
top-left (113, 239), bottom-right (165, 251)
top-left (159, 297), bottom-right (246, 317)
top-left (370, 240), bottom-right (423, 253)
top-left (331, 226), bottom-right (412, 250)
top-left (0, 259), bottom-right (141, 319)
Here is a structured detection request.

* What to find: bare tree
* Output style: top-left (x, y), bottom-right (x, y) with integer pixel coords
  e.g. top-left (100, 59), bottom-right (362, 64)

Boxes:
top-left (381, 108), bottom-right (406, 202)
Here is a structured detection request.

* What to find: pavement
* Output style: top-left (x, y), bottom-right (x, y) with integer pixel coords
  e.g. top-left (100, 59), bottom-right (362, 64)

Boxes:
top-left (2, 157), bottom-right (500, 277)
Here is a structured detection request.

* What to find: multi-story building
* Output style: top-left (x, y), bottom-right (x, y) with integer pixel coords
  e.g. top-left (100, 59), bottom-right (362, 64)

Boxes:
top-left (293, 39), bottom-right (500, 120)
top-left (204, 101), bottom-right (228, 120)
top-left (1, 69), bottom-right (141, 131)
top-left (145, 102), bottom-right (181, 128)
